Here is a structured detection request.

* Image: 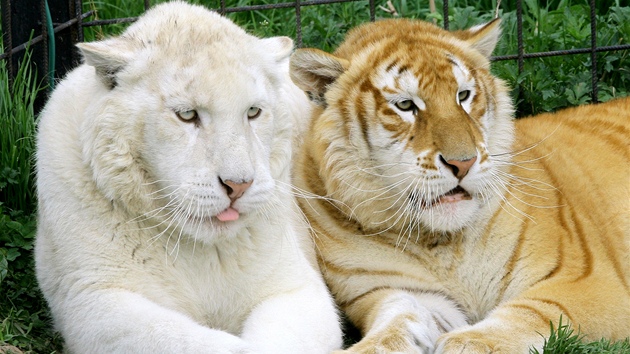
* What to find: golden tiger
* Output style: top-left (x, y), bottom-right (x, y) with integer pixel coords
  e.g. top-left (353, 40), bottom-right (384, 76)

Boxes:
top-left (289, 17), bottom-right (630, 353)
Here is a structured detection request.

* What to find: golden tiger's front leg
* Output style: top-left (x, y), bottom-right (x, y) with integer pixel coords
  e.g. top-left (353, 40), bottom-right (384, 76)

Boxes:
top-left (338, 288), bottom-right (468, 354)
top-left (434, 301), bottom-right (553, 354)
top-left (435, 277), bottom-right (630, 354)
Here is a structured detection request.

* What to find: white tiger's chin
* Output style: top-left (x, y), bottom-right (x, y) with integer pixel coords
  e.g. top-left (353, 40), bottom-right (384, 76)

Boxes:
top-left (417, 197), bottom-right (480, 232)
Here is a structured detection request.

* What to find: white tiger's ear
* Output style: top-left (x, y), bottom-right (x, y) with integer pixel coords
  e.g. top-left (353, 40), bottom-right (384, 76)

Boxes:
top-left (456, 18), bottom-right (502, 58)
top-left (290, 48), bottom-right (349, 106)
top-left (77, 38), bottom-right (136, 88)
top-left (260, 36), bottom-right (294, 62)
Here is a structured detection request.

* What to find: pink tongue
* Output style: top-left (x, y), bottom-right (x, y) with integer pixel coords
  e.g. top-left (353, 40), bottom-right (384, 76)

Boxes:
top-left (216, 207), bottom-right (239, 222)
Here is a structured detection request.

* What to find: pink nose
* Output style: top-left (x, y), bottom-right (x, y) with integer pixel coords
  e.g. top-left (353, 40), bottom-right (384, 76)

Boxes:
top-left (442, 156), bottom-right (477, 179)
top-left (220, 179), bottom-right (253, 202)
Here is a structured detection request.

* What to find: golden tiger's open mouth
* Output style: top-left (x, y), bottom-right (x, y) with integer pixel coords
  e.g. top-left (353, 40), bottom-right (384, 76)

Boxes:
top-left (418, 186), bottom-right (472, 209)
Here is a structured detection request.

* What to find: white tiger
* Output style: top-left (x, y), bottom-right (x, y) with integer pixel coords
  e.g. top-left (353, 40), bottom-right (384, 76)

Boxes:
top-left (34, 2), bottom-right (342, 353)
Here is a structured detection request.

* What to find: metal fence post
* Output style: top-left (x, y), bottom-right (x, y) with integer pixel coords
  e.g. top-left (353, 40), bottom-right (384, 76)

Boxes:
top-left (47, 0), bottom-right (80, 84)
top-left (2, 0), bottom-right (47, 109)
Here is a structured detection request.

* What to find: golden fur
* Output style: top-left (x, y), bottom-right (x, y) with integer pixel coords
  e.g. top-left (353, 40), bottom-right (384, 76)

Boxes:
top-left (290, 18), bottom-right (630, 353)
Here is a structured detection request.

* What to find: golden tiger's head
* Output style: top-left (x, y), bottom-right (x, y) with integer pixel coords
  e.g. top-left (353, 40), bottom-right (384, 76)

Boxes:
top-left (290, 19), bottom-right (514, 236)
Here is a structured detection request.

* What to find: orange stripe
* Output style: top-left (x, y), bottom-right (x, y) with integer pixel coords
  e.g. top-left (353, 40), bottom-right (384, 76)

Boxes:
top-left (339, 284), bottom-right (460, 311)
top-left (569, 211), bottom-right (594, 281)
top-left (507, 303), bottom-right (550, 326)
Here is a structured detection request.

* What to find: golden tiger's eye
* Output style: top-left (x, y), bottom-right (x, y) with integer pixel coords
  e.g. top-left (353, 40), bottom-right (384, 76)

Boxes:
top-left (395, 100), bottom-right (415, 111)
top-left (458, 90), bottom-right (471, 102)
top-left (247, 107), bottom-right (262, 119)
top-left (176, 110), bottom-right (198, 122)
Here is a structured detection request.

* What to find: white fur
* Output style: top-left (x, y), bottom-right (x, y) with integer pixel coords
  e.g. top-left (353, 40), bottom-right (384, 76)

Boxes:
top-left (35, 2), bottom-right (341, 353)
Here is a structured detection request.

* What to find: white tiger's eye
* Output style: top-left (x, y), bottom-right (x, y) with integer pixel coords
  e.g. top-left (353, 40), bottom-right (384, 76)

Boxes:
top-left (176, 110), bottom-right (198, 122)
top-left (247, 107), bottom-right (261, 119)
top-left (458, 90), bottom-right (471, 102)
top-left (395, 100), bottom-right (415, 112)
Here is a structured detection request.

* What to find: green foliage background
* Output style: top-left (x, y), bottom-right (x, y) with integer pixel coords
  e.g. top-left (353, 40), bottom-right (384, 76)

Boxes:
top-left (0, 0), bottom-right (628, 352)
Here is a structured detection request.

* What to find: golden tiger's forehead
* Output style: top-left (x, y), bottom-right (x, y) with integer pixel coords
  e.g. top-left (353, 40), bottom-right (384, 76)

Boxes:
top-left (336, 19), bottom-right (483, 59)
top-left (335, 19), bottom-right (484, 88)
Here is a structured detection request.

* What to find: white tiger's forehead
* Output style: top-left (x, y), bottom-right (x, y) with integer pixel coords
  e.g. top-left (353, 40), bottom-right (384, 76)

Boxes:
top-left (158, 58), bottom-right (274, 113)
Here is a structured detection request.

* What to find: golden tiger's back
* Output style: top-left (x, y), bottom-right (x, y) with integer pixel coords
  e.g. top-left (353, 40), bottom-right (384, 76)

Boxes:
top-left (290, 17), bottom-right (629, 354)
top-left (493, 98), bottom-right (630, 338)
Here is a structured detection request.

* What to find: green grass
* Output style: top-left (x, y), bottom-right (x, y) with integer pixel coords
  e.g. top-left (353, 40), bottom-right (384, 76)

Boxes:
top-left (0, 49), bottom-right (64, 353)
top-left (531, 318), bottom-right (630, 354)
top-left (0, 50), bottom-right (39, 214)
top-left (1, 1), bottom-right (629, 352)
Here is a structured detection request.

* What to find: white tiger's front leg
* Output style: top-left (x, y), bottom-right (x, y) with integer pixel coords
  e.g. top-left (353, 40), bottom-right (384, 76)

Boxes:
top-left (340, 290), bottom-right (468, 354)
top-left (56, 290), bottom-right (256, 354)
top-left (241, 277), bottom-right (343, 354)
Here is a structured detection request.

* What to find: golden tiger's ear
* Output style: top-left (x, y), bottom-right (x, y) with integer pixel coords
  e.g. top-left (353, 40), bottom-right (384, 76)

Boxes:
top-left (290, 48), bottom-right (350, 106)
top-left (454, 18), bottom-right (502, 58)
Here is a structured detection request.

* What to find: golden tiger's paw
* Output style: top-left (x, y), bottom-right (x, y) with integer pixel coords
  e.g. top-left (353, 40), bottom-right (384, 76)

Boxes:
top-left (335, 332), bottom-right (426, 354)
top-left (334, 348), bottom-right (421, 354)
top-left (435, 331), bottom-right (508, 354)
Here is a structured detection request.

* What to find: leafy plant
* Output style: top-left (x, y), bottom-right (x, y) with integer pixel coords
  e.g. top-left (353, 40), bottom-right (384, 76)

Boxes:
top-left (0, 205), bottom-right (63, 353)
top-left (489, 0), bottom-right (630, 116)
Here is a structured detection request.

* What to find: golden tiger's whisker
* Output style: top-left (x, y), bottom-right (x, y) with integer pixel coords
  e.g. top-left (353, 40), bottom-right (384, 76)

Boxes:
top-left (400, 179), bottom-right (426, 249)
top-left (275, 180), bottom-right (350, 217)
top-left (489, 171), bottom-right (564, 209)
top-left (352, 166), bottom-right (416, 179)
top-left (492, 169), bottom-right (558, 193)
top-left (368, 179), bottom-right (415, 219)
top-left (485, 174), bottom-right (538, 223)
top-left (368, 181), bottom-right (419, 235)
top-left (349, 177), bottom-right (414, 215)
top-left (340, 174), bottom-right (413, 193)
top-left (492, 150), bottom-right (553, 166)
top-left (490, 124), bottom-right (562, 161)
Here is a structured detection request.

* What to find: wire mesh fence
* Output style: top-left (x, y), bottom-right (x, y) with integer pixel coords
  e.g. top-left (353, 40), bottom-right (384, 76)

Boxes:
top-left (2, 0), bottom-right (629, 112)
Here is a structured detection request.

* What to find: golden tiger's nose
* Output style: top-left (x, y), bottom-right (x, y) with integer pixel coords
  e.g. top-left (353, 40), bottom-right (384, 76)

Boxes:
top-left (441, 155), bottom-right (477, 180)
top-left (220, 179), bottom-right (253, 202)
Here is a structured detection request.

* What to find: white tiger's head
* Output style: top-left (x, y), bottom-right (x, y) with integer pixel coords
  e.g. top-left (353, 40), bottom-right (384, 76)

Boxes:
top-left (79, 2), bottom-right (307, 243)
top-left (290, 19), bottom-right (514, 236)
